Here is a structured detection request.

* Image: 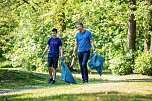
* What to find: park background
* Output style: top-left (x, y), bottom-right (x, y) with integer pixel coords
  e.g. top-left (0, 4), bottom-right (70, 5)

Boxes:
top-left (0, 0), bottom-right (152, 101)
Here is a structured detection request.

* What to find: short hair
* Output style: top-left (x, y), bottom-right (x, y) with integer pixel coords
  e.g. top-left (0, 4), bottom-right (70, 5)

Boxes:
top-left (76, 22), bottom-right (83, 27)
top-left (52, 28), bottom-right (57, 33)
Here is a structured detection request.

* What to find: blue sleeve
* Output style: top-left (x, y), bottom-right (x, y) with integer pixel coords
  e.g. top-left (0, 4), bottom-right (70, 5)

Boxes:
top-left (76, 34), bottom-right (78, 42)
top-left (47, 39), bottom-right (50, 45)
top-left (89, 32), bottom-right (92, 40)
top-left (59, 39), bottom-right (62, 46)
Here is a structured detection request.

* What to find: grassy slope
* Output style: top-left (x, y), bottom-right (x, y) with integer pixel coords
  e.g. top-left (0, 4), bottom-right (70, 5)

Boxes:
top-left (0, 68), bottom-right (70, 89)
top-left (0, 68), bottom-right (152, 101)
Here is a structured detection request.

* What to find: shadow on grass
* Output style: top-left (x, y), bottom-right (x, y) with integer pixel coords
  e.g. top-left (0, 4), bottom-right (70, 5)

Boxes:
top-left (0, 69), bottom-right (70, 90)
top-left (0, 68), bottom-right (83, 91)
top-left (0, 91), bottom-right (152, 101)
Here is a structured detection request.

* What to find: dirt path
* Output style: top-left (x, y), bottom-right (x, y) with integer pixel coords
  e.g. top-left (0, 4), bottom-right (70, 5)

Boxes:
top-left (0, 90), bottom-right (14, 94)
top-left (0, 89), bottom-right (35, 94)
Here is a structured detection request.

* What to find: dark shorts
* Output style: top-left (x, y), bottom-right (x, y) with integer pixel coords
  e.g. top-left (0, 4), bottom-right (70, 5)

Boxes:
top-left (48, 57), bottom-right (59, 69)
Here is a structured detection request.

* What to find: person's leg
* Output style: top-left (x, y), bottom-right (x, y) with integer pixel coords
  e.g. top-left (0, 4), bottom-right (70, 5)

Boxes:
top-left (48, 57), bottom-right (53, 83)
top-left (51, 57), bottom-right (59, 84)
top-left (52, 68), bottom-right (56, 80)
top-left (48, 67), bottom-right (53, 78)
top-left (81, 51), bottom-right (90, 83)
top-left (78, 52), bottom-right (85, 82)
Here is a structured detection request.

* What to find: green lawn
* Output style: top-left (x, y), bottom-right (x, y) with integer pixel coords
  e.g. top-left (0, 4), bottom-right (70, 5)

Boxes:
top-left (0, 68), bottom-right (152, 101)
top-left (0, 68), bottom-right (67, 89)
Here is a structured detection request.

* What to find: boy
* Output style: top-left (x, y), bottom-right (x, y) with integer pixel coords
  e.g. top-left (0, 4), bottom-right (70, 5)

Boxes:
top-left (41, 28), bottom-right (63, 84)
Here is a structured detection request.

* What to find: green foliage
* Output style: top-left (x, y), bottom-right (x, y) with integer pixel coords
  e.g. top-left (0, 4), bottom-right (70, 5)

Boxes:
top-left (0, 0), bottom-right (151, 74)
top-left (135, 1), bottom-right (149, 51)
top-left (0, 13), bottom-right (18, 58)
top-left (134, 52), bottom-right (152, 76)
top-left (109, 52), bottom-right (134, 75)
top-left (59, 30), bottom-right (76, 66)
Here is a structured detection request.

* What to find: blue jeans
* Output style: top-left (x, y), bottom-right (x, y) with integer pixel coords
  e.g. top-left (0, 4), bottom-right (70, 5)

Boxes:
top-left (78, 50), bottom-right (90, 82)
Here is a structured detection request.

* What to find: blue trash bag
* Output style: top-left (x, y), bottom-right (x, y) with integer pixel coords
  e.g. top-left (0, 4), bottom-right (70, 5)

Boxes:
top-left (88, 52), bottom-right (105, 76)
top-left (60, 58), bottom-right (76, 84)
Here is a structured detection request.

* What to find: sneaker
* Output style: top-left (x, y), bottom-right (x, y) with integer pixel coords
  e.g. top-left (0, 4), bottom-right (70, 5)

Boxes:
top-left (83, 80), bottom-right (88, 83)
top-left (50, 80), bottom-right (55, 84)
top-left (48, 78), bottom-right (53, 83)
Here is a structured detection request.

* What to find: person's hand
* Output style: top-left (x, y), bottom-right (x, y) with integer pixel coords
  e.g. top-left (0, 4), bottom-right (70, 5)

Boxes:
top-left (41, 54), bottom-right (44, 59)
top-left (93, 50), bottom-right (96, 54)
top-left (60, 57), bottom-right (64, 61)
top-left (93, 50), bottom-right (96, 53)
top-left (72, 52), bottom-right (76, 57)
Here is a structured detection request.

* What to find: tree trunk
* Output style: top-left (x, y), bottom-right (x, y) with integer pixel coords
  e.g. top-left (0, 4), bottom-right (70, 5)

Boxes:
top-left (144, 0), bottom-right (152, 53)
top-left (127, 0), bottom-right (136, 51)
top-left (57, 0), bottom-right (67, 32)
top-left (58, 11), bottom-right (66, 32)
top-left (148, 0), bottom-right (152, 53)
top-left (150, 35), bottom-right (152, 52)
top-left (144, 34), bottom-right (151, 51)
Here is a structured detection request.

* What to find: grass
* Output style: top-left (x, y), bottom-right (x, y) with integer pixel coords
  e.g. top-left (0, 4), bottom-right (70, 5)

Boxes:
top-left (0, 68), bottom-right (71, 89)
top-left (1, 91), bottom-right (152, 101)
top-left (0, 68), bottom-right (152, 101)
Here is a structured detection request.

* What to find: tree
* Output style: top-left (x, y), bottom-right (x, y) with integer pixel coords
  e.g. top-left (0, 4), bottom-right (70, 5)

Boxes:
top-left (0, 0), bottom-right (19, 58)
top-left (127, 0), bottom-right (136, 51)
top-left (56, 0), bottom-right (67, 32)
top-left (145, 0), bottom-right (152, 53)
top-left (150, 35), bottom-right (152, 52)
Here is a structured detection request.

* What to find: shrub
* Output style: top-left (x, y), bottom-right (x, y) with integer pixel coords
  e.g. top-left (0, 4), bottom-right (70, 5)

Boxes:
top-left (109, 53), bottom-right (133, 75)
top-left (134, 52), bottom-right (152, 76)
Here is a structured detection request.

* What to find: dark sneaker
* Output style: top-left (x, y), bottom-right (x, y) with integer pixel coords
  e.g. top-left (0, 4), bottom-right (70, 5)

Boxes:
top-left (48, 78), bottom-right (53, 83)
top-left (50, 80), bottom-right (55, 84)
top-left (83, 80), bottom-right (88, 83)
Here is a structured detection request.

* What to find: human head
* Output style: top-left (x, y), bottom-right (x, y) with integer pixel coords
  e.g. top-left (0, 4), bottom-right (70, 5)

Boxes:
top-left (52, 28), bottom-right (57, 37)
top-left (76, 22), bottom-right (84, 32)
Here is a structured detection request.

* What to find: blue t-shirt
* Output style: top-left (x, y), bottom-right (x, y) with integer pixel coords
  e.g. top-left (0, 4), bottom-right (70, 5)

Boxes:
top-left (76, 30), bottom-right (92, 52)
top-left (47, 37), bottom-right (62, 57)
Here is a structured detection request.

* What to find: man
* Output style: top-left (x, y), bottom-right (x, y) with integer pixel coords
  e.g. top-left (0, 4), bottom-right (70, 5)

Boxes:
top-left (72, 23), bottom-right (95, 83)
top-left (41, 28), bottom-right (63, 84)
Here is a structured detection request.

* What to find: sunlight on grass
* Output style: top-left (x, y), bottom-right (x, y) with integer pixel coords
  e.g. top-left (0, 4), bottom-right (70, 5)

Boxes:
top-left (0, 82), bottom-right (152, 101)
top-left (0, 68), bottom-right (152, 101)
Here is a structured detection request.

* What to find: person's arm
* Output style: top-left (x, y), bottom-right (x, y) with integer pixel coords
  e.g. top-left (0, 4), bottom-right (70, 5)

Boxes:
top-left (72, 42), bottom-right (78, 57)
top-left (89, 31), bottom-right (95, 52)
top-left (59, 46), bottom-right (63, 57)
top-left (73, 42), bottom-right (78, 53)
top-left (90, 40), bottom-right (95, 52)
top-left (41, 45), bottom-right (50, 58)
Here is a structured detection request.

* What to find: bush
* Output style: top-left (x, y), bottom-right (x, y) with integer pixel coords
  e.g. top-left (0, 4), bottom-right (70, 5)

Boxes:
top-left (134, 52), bottom-right (152, 76)
top-left (109, 53), bottom-right (133, 75)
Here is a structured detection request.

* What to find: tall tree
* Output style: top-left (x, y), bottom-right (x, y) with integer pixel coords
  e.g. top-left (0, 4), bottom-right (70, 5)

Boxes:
top-left (127, 0), bottom-right (136, 51)
top-left (0, 0), bottom-right (19, 58)
top-left (150, 35), bottom-right (152, 52)
top-left (54, 0), bottom-right (67, 32)
top-left (58, 0), bottom-right (67, 32)
top-left (145, 0), bottom-right (152, 53)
